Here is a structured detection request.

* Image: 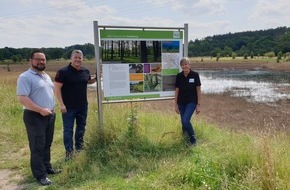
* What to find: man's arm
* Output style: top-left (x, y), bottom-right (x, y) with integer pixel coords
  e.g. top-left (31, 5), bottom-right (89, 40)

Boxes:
top-left (18, 95), bottom-right (52, 116)
top-left (88, 77), bottom-right (96, 84)
top-left (54, 82), bottom-right (66, 113)
top-left (196, 86), bottom-right (201, 114)
top-left (174, 88), bottom-right (180, 114)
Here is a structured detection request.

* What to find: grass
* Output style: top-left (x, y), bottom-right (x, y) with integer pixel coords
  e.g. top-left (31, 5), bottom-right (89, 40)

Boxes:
top-left (0, 66), bottom-right (289, 189)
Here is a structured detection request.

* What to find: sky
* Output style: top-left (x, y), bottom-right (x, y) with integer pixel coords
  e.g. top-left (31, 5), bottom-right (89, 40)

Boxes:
top-left (1, 0), bottom-right (289, 48)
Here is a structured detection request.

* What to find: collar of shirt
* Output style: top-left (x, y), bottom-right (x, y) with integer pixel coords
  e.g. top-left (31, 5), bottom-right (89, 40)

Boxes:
top-left (68, 63), bottom-right (84, 72)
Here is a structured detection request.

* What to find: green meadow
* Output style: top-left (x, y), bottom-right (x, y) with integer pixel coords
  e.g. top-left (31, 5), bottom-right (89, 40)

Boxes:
top-left (0, 65), bottom-right (289, 190)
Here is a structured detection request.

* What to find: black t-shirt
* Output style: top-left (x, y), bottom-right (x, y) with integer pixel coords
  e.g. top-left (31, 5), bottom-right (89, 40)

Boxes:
top-left (55, 63), bottom-right (91, 108)
top-left (175, 70), bottom-right (201, 105)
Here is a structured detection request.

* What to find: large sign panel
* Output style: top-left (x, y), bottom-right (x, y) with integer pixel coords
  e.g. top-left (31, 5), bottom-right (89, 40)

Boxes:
top-left (100, 29), bottom-right (183, 100)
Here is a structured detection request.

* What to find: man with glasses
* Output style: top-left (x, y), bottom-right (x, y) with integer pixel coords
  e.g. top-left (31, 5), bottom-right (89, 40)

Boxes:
top-left (17, 49), bottom-right (60, 186)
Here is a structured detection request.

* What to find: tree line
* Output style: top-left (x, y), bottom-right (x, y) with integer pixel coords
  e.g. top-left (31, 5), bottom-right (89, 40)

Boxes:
top-left (1, 26), bottom-right (290, 62)
top-left (0, 43), bottom-right (95, 63)
top-left (189, 26), bottom-right (290, 59)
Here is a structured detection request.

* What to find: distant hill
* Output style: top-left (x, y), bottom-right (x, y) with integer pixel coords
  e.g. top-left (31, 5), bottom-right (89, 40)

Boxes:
top-left (188, 26), bottom-right (290, 57)
top-left (1, 26), bottom-right (290, 61)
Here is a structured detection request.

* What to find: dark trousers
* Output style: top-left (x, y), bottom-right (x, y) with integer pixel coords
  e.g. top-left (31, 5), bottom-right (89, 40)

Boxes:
top-left (23, 110), bottom-right (55, 180)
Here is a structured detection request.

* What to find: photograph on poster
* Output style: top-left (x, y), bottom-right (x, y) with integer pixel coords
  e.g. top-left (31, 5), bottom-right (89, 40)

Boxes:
top-left (143, 64), bottom-right (150, 73)
top-left (161, 53), bottom-right (180, 70)
top-left (144, 74), bottom-right (162, 92)
top-left (130, 81), bottom-right (144, 93)
top-left (162, 41), bottom-right (180, 53)
top-left (150, 63), bottom-right (162, 73)
top-left (129, 64), bottom-right (143, 73)
top-left (101, 40), bottom-right (161, 63)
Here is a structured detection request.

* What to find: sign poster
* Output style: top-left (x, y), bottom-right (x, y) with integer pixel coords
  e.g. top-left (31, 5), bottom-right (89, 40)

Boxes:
top-left (100, 29), bottom-right (183, 100)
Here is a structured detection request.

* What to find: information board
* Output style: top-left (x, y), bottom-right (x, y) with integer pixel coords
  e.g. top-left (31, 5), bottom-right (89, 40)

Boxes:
top-left (100, 29), bottom-right (183, 100)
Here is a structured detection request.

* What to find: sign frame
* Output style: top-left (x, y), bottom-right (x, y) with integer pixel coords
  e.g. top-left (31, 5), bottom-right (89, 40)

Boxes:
top-left (93, 21), bottom-right (188, 128)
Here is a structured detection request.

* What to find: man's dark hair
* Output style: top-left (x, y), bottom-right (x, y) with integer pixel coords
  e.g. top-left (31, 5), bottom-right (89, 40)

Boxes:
top-left (30, 49), bottom-right (44, 59)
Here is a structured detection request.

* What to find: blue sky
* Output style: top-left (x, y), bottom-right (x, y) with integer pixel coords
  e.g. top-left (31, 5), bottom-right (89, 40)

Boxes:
top-left (1, 0), bottom-right (289, 48)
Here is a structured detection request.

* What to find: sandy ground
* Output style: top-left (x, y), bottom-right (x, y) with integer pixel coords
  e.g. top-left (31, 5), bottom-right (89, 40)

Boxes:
top-left (1, 60), bottom-right (290, 188)
top-left (144, 93), bottom-right (290, 134)
top-left (0, 170), bottom-right (28, 190)
top-left (190, 60), bottom-right (290, 71)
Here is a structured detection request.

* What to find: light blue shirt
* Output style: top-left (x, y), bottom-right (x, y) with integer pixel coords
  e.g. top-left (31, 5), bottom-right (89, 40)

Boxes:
top-left (17, 68), bottom-right (55, 110)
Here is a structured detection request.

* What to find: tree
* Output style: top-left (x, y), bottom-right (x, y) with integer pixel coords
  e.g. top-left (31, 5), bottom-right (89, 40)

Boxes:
top-left (264, 51), bottom-right (276, 58)
top-left (232, 52), bottom-right (236, 59)
top-left (211, 47), bottom-right (222, 57)
top-left (216, 53), bottom-right (220, 61)
top-left (250, 51), bottom-right (254, 59)
top-left (277, 51), bottom-right (282, 63)
top-left (0, 49), bottom-right (4, 61)
top-left (284, 52), bottom-right (290, 61)
top-left (238, 45), bottom-right (249, 56)
top-left (140, 41), bottom-right (148, 63)
top-left (153, 41), bottom-right (161, 62)
top-left (223, 46), bottom-right (233, 57)
top-left (9, 54), bottom-right (22, 71)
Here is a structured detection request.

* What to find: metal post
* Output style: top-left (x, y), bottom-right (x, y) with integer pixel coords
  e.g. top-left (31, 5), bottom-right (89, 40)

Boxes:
top-left (93, 21), bottom-right (103, 129)
top-left (184, 23), bottom-right (189, 57)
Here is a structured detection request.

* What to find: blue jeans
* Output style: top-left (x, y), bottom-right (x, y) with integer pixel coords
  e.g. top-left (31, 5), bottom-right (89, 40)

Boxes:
top-left (62, 105), bottom-right (88, 152)
top-left (178, 102), bottom-right (197, 144)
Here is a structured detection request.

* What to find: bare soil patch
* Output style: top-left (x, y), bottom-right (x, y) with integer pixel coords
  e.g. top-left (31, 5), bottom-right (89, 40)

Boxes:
top-left (142, 93), bottom-right (290, 135)
top-left (191, 60), bottom-right (290, 71)
top-left (0, 170), bottom-right (29, 190)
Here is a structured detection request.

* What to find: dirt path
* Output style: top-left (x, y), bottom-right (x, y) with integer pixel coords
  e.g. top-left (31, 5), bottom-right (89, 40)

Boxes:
top-left (0, 170), bottom-right (30, 190)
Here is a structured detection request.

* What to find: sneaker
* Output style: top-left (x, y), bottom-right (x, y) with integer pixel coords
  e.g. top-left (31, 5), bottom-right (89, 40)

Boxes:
top-left (65, 151), bottom-right (73, 161)
top-left (75, 148), bottom-right (84, 155)
top-left (189, 143), bottom-right (196, 147)
top-left (47, 168), bottom-right (62, 174)
top-left (38, 177), bottom-right (52, 186)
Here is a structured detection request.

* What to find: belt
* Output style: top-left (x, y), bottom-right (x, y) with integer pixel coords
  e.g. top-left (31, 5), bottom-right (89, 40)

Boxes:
top-left (24, 109), bottom-right (55, 114)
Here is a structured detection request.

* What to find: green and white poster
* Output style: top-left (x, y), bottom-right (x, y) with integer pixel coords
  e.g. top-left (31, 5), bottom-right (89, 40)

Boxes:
top-left (100, 29), bottom-right (183, 100)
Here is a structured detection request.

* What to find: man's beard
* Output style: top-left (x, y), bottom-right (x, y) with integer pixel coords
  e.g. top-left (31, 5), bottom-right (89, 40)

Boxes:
top-left (32, 64), bottom-right (46, 71)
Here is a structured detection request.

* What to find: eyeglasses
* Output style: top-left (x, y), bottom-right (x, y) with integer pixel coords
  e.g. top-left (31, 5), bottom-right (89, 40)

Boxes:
top-left (32, 58), bottom-right (46, 62)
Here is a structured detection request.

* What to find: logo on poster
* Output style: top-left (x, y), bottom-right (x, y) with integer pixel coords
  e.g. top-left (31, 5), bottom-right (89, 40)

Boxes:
top-left (173, 31), bottom-right (180, 38)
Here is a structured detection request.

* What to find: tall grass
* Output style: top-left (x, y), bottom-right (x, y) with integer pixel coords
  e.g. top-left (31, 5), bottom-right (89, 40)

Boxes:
top-left (0, 72), bottom-right (289, 190)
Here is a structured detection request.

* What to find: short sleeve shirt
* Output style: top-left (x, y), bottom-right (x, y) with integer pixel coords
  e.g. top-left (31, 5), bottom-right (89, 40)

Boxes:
top-left (54, 63), bottom-right (91, 108)
top-left (175, 70), bottom-right (201, 105)
top-left (17, 68), bottom-right (55, 110)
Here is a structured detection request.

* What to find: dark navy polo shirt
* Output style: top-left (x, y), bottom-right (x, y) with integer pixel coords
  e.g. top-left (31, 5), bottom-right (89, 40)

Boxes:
top-left (175, 70), bottom-right (201, 105)
top-left (55, 63), bottom-right (91, 108)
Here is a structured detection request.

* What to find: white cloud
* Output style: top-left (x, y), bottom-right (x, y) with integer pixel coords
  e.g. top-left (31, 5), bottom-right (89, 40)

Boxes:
top-left (190, 0), bottom-right (227, 16)
top-left (0, 0), bottom-right (289, 48)
top-left (188, 20), bottom-right (232, 40)
top-left (249, 0), bottom-right (290, 28)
